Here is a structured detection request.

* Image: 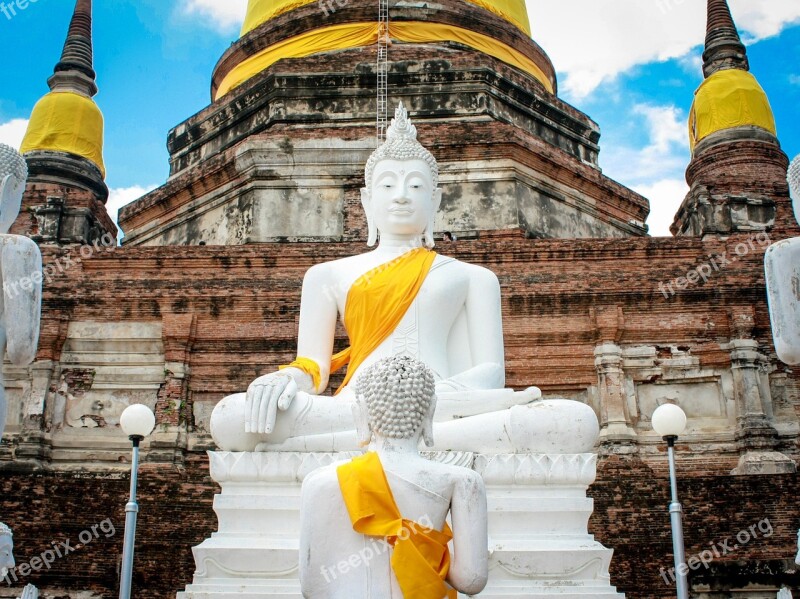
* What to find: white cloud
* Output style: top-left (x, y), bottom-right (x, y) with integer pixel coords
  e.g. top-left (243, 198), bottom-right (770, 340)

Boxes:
top-left (598, 103), bottom-right (690, 236)
top-left (601, 103), bottom-right (689, 183)
top-left (180, 0), bottom-right (247, 32)
top-left (633, 178), bottom-right (689, 237)
top-left (527, 0), bottom-right (800, 99)
top-left (107, 184), bottom-right (157, 243)
top-left (0, 119), bottom-right (29, 150)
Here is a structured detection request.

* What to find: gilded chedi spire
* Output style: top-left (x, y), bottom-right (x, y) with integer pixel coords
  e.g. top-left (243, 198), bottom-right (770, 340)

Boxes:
top-left (673, 0), bottom-right (787, 236)
top-left (703, 0), bottom-right (749, 77)
top-left (687, 0), bottom-right (775, 153)
top-left (48, 0), bottom-right (97, 96)
top-left (21, 0), bottom-right (106, 183)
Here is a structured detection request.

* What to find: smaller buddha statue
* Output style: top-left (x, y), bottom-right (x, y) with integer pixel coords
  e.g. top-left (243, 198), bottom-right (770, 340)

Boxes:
top-left (0, 144), bottom-right (43, 437)
top-left (0, 523), bottom-right (14, 581)
top-left (299, 356), bottom-right (488, 599)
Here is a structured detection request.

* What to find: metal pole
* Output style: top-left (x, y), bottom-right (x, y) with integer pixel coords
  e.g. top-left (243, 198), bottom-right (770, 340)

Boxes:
top-left (119, 436), bottom-right (142, 599)
top-left (666, 437), bottom-right (689, 599)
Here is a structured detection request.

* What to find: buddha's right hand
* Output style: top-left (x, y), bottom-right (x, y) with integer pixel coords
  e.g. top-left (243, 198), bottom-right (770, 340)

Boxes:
top-left (245, 373), bottom-right (298, 434)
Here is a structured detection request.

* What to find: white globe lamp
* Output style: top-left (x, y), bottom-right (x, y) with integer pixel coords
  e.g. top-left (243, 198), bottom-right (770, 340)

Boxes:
top-left (120, 404), bottom-right (155, 440)
top-left (652, 402), bottom-right (689, 599)
top-left (118, 404), bottom-right (155, 599)
top-left (652, 403), bottom-right (687, 440)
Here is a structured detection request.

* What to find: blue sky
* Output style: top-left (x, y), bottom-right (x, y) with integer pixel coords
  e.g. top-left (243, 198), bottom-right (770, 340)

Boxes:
top-left (0, 0), bottom-right (798, 237)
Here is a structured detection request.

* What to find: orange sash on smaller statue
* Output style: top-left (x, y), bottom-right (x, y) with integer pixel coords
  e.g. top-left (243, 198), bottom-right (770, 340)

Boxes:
top-left (337, 452), bottom-right (456, 599)
top-left (282, 248), bottom-right (437, 394)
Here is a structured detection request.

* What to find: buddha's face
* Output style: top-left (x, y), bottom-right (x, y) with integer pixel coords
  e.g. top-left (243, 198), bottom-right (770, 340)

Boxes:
top-left (0, 533), bottom-right (13, 577)
top-left (367, 159), bottom-right (441, 240)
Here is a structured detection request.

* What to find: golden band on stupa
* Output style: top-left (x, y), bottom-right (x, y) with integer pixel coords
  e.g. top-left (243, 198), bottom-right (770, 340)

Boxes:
top-left (216, 0), bottom-right (551, 100)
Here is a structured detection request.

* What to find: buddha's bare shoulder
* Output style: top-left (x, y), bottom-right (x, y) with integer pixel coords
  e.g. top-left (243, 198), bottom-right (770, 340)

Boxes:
top-left (305, 252), bottom-right (373, 276)
top-left (437, 255), bottom-right (500, 288)
top-left (302, 461), bottom-right (345, 494)
top-left (301, 256), bottom-right (355, 287)
top-left (421, 460), bottom-right (484, 494)
top-left (0, 233), bottom-right (40, 253)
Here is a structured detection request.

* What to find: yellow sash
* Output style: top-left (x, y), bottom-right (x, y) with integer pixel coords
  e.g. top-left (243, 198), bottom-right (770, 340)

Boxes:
top-left (337, 452), bottom-right (456, 599)
top-left (282, 248), bottom-right (437, 394)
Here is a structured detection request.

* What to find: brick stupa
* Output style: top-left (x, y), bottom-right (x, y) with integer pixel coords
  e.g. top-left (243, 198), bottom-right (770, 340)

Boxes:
top-left (2, 0), bottom-right (799, 596)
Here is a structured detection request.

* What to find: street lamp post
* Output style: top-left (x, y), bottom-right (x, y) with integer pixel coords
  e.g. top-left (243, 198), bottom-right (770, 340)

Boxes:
top-left (118, 404), bottom-right (156, 599)
top-left (652, 403), bottom-right (689, 599)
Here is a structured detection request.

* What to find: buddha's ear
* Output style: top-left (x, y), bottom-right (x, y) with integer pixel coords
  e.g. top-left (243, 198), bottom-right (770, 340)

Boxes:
top-left (361, 188), bottom-right (377, 247)
top-left (352, 396), bottom-right (372, 447)
top-left (423, 188), bottom-right (442, 249)
top-left (432, 187), bottom-right (443, 212)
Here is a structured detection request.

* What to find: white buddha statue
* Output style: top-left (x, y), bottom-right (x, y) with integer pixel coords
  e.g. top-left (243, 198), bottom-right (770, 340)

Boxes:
top-left (299, 356), bottom-right (488, 598)
top-left (796, 528), bottom-right (800, 566)
top-left (0, 523), bottom-right (13, 581)
top-left (0, 144), bottom-right (43, 437)
top-left (765, 155), bottom-right (800, 366)
top-left (211, 104), bottom-right (597, 454)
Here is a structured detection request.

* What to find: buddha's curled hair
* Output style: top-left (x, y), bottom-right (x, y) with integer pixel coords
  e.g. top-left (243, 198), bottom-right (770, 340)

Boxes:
top-left (355, 355), bottom-right (436, 440)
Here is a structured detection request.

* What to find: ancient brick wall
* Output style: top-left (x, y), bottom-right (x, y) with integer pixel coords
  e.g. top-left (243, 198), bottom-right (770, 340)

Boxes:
top-left (0, 454), bottom-right (216, 598)
top-left (591, 455), bottom-right (800, 597)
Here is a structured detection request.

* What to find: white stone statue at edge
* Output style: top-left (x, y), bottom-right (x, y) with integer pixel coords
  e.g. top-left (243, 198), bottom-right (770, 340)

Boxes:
top-left (299, 356), bottom-right (488, 598)
top-left (796, 528), bottom-right (800, 566)
top-left (211, 104), bottom-right (598, 454)
top-left (0, 146), bottom-right (41, 597)
top-left (0, 523), bottom-right (13, 581)
top-left (0, 144), bottom-right (42, 437)
top-left (765, 154), bottom-right (800, 366)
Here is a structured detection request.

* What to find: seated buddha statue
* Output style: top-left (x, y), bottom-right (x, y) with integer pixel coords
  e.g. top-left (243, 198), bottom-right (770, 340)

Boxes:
top-left (0, 144), bottom-right (43, 439)
top-left (210, 104), bottom-right (597, 454)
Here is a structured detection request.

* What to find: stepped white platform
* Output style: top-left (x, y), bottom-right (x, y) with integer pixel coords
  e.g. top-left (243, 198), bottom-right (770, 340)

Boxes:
top-left (178, 450), bottom-right (624, 598)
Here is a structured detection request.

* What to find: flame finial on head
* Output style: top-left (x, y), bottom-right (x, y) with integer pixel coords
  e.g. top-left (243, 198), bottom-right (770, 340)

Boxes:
top-left (364, 102), bottom-right (439, 192)
top-left (386, 103), bottom-right (417, 143)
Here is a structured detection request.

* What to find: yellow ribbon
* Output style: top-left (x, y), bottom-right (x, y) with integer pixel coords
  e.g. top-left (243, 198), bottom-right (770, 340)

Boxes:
top-left (279, 357), bottom-right (321, 390)
top-left (281, 248), bottom-right (436, 394)
top-left (337, 452), bottom-right (456, 599)
top-left (216, 22), bottom-right (553, 99)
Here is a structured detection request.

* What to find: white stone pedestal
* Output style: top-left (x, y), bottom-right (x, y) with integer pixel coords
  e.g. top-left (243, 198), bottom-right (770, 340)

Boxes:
top-left (178, 450), bottom-right (623, 598)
